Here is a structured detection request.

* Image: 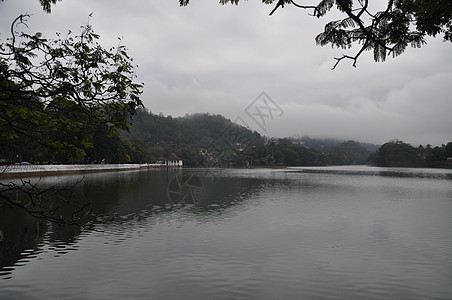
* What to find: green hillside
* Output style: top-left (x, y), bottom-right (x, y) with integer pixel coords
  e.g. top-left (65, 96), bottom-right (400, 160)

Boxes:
top-left (125, 109), bottom-right (379, 167)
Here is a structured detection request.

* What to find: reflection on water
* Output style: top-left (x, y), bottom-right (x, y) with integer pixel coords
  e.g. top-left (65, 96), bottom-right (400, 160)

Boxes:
top-left (1, 166), bottom-right (452, 300)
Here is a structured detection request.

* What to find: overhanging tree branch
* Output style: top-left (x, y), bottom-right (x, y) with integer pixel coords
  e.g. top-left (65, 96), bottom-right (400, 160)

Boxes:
top-left (179, 0), bottom-right (449, 69)
top-left (0, 178), bottom-right (93, 227)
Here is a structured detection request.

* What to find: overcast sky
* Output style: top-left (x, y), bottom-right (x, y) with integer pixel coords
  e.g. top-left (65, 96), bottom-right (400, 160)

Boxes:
top-left (1, 0), bottom-right (451, 146)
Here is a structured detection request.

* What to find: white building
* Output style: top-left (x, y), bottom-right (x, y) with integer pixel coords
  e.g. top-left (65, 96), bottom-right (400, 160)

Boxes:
top-left (166, 153), bottom-right (183, 167)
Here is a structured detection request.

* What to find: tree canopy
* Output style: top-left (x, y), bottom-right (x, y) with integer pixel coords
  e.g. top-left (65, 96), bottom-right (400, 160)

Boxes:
top-left (0, 15), bottom-right (143, 160)
top-left (180, 0), bottom-right (452, 68)
top-left (369, 140), bottom-right (452, 168)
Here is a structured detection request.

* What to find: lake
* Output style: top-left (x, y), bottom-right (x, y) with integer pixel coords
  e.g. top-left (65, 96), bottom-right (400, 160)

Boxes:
top-left (1, 166), bottom-right (452, 299)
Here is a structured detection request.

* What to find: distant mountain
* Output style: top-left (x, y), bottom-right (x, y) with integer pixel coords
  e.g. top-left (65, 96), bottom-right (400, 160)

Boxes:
top-left (327, 140), bottom-right (374, 165)
top-left (129, 108), bottom-right (263, 147)
top-left (127, 109), bottom-right (263, 166)
top-left (126, 109), bottom-right (380, 167)
top-left (360, 142), bottom-right (380, 153)
top-left (289, 136), bottom-right (379, 153)
top-left (288, 136), bottom-right (380, 165)
top-left (289, 136), bottom-right (342, 151)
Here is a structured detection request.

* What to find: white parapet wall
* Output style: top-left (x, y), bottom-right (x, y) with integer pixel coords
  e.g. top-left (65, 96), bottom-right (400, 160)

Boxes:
top-left (0, 163), bottom-right (165, 178)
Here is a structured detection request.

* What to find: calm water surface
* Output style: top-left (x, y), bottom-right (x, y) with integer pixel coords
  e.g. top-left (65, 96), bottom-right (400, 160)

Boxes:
top-left (1, 166), bottom-right (451, 299)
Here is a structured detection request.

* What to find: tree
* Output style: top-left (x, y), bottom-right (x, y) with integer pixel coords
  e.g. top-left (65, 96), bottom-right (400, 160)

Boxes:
top-left (375, 140), bottom-right (422, 167)
top-left (1, 4), bottom-right (143, 225)
top-left (179, 0), bottom-right (451, 69)
top-left (425, 146), bottom-right (447, 167)
top-left (1, 15), bottom-right (143, 160)
top-left (445, 142), bottom-right (452, 157)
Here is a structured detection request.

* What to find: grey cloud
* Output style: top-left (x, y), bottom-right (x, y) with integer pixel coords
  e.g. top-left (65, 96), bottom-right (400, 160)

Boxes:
top-left (1, 0), bottom-right (451, 146)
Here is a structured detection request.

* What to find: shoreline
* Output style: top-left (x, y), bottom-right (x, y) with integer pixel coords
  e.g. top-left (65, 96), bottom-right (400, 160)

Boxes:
top-left (0, 164), bottom-right (166, 179)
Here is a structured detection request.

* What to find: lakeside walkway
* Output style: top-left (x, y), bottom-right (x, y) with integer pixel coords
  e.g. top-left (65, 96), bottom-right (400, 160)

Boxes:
top-left (0, 163), bottom-right (165, 179)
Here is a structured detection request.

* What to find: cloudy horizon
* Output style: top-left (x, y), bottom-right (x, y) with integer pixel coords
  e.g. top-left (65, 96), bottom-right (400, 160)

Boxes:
top-left (1, 0), bottom-right (451, 147)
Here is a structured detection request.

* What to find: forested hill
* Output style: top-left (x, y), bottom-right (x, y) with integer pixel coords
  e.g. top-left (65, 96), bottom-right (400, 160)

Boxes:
top-left (125, 108), bottom-right (379, 167)
top-left (129, 109), bottom-right (262, 148)
top-left (126, 108), bottom-right (263, 165)
top-left (293, 136), bottom-right (380, 153)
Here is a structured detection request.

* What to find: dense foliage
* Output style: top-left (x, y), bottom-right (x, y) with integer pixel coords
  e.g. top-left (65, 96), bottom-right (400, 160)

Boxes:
top-left (369, 140), bottom-right (452, 168)
top-left (0, 15), bottom-right (143, 162)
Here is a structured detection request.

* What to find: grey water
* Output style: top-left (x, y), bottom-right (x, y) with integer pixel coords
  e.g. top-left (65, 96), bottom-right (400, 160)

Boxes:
top-left (1, 166), bottom-right (452, 300)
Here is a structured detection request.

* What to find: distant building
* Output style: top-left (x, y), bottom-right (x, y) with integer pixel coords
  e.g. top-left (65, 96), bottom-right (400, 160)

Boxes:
top-left (166, 153), bottom-right (183, 167)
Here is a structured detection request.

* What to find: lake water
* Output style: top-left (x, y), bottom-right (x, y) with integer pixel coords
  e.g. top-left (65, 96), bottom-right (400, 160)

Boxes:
top-left (1, 166), bottom-right (452, 299)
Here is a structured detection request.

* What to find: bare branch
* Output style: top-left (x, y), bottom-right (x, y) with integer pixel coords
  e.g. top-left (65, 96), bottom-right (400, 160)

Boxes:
top-left (0, 177), bottom-right (93, 227)
top-left (289, 0), bottom-right (319, 16)
top-left (332, 39), bottom-right (368, 69)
